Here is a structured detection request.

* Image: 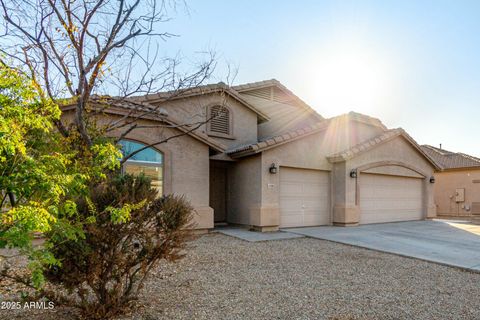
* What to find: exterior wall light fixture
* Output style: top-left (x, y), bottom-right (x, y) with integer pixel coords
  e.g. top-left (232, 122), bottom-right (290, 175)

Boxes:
top-left (429, 176), bottom-right (435, 183)
top-left (269, 163), bottom-right (278, 174)
top-left (350, 169), bottom-right (358, 178)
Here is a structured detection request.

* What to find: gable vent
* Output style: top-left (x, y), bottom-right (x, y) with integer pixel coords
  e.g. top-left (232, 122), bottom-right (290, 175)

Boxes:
top-left (243, 87), bottom-right (295, 105)
top-left (209, 105), bottom-right (230, 135)
top-left (272, 87), bottom-right (295, 104)
top-left (244, 87), bottom-right (272, 100)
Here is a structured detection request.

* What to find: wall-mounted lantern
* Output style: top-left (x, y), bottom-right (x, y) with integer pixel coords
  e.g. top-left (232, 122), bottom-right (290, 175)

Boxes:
top-left (429, 176), bottom-right (435, 183)
top-left (269, 163), bottom-right (278, 174)
top-left (350, 169), bottom-right (357, 178)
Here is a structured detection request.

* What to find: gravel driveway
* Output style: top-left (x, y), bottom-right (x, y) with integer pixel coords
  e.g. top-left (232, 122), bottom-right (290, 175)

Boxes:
top-left (6, 233), bottom-right (480, 319)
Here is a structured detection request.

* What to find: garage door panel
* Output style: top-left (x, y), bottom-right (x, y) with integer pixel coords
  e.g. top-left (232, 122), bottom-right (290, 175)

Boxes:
top-left (280, 214), bottom-right (303, 227)
top-left (280, 182), bottom-right (303, 195)
top-left (360, 173), bottom-right (423, 224)
top-left (280, 167), bottom-right (330, 228)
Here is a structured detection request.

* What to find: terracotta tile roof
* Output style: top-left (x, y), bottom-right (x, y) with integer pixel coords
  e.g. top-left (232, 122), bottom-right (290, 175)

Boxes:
top-left (60, 96), bottom-right (226, 152)
top-left (60, 95), bottom-right (169, 118)
top-left (421, 145), bottom-right (480, 170)
top-left (60, 95), bottom-right (168, 118)
top-left (134, 82), bottom-right (270, 122)
top-left (327, 128), bottom-right (441, 170)
top-left (227, 113), bottom-right (393, 159)
top-left (226, 121), bottom-right (329, 157)
top-left (93, 95), bottom-right (169, 117)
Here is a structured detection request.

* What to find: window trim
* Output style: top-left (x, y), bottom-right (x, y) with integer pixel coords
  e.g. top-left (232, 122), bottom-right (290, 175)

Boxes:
top-left (206, 104), bottom-right (234, 139)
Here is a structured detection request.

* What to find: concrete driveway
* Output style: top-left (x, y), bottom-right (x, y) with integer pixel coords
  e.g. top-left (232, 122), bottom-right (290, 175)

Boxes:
top-left (285, 220), bottom-right (480, 271)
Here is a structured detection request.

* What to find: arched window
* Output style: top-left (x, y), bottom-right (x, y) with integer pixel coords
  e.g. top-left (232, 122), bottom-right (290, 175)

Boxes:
top-left (208, 105), bottom-right (231, 136)
top-left (119, 140), bottom-right (163, 195)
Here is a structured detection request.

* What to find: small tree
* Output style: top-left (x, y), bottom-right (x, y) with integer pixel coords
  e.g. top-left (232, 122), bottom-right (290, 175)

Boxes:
top-left (0, 62), bottom-right (91, 287)
top-left (44, 173), bottom-right (194, 319)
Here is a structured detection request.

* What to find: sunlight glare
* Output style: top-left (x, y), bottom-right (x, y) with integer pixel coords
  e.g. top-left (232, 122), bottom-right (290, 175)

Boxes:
top-left (306, 44), bottom-right (392, 116)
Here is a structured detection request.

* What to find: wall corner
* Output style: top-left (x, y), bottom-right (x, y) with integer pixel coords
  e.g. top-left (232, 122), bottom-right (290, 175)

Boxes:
top-left (333, 204), bottom-right (360, 226)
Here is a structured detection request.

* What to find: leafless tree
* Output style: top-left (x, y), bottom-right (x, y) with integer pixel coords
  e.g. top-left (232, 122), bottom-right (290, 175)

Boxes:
top-left (0, 0), bottom-right (225, 150)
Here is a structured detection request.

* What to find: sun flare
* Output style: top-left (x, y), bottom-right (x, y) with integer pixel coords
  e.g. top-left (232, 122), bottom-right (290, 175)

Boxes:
top-left (306, 46), bottom-right (391, 115)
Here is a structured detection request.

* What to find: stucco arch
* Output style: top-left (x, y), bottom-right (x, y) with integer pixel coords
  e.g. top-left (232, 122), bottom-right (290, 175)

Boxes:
top-left (356, 160), bottom-right (429, 178)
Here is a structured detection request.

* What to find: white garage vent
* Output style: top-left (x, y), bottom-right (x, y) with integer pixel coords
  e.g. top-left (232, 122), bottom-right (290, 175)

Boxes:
top-left (209, 106), bottom-right (230, 135)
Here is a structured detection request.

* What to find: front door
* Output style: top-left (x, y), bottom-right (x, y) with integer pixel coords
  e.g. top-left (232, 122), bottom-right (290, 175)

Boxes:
top-left (210, 163), bottom-right (228, 222)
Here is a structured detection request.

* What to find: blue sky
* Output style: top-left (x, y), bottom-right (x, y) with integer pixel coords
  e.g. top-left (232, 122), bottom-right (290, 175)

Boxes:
top-left (161, 0), bottom-right (480, 156)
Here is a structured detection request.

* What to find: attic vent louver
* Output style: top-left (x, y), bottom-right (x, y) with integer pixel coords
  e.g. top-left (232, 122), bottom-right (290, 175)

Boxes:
top-left (209, 105), bottom-right (230, 135)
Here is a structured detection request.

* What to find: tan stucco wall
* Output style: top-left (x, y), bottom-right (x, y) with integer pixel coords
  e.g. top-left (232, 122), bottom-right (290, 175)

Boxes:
top-left (227, 121), bottom-right (436, 230)
top-left (243, 119), bottom-right (386, 229)
top-left (433, 169), bottom-right (480, 216)
top-left (62, 113), bottom-right (214, 230)
top-left (336, 136), bottom-right (436, 225)
top-left (119, 118), bottom-right (214, 230)
top-left (149, 93), bottom-right (259, 149)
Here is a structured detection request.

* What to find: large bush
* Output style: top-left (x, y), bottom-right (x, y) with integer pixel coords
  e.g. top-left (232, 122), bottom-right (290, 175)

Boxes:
top-left (44, 173), bottom-right (194, 319)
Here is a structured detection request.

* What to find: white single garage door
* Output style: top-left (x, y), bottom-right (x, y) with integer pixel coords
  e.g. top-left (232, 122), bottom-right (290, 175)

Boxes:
top-left (279, 167), bottom-right (330, 228)
top-left (360, 173), bottom-right (423, 224)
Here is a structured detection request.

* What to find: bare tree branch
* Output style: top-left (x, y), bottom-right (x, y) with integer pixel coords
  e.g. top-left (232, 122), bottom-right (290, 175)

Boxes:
top-left (0, 0), bottom-right (217, 148)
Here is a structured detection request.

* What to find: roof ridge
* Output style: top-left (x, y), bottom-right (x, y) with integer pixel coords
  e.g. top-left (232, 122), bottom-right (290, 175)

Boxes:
top-left (328, 128), bottom-right (440, 170)
top-left (232, 79), bottom-right (279, 90)
top-left (458, 152), bottom-right (480, 163)
top-left (134, 83), bottom-right (270, 122)
top-left (421, 144), bottom-right (455, 155)
top-left (232, 79), bottom-right (323, 120)
top-left (421, 145), bottom-right (480, 170)
top-left (328, 111), bottom-right (388, 131)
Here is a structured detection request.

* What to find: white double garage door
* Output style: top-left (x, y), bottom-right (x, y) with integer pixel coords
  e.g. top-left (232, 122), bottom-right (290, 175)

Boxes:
top-left (279, 167), bottom-right (423, 228)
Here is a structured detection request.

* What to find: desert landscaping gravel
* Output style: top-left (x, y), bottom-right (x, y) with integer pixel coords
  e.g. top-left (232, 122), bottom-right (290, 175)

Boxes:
top-left (4, 233), bottom-right (480, 319)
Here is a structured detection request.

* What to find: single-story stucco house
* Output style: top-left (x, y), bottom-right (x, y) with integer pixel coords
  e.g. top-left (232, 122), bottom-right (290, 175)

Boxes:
top-left (421, 145), bottom-right (480, 217)
top-left (64, 79), bottom-right (440, 231)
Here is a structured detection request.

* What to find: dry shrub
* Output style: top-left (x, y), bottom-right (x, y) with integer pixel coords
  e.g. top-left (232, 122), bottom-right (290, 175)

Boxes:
top-left (44, 173), bottom-right (194, 319)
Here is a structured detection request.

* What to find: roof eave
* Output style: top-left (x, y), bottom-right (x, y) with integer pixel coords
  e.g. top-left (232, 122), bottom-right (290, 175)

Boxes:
top-left (60, 102), bottom-right (226, 153)
top-left (227, 122), bottom-right (329, 158)
top-left (327, 130), bottom-right (442, 171)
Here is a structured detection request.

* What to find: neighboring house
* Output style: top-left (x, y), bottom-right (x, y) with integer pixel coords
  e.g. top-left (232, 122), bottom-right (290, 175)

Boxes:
top-left (421, 145), bottom-right (480, 217)
top-left (63, 79), bottom-right (440, 231)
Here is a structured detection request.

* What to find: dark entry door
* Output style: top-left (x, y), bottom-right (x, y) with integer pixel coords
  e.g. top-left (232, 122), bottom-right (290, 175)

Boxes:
top-left (210, 165), bottom-right (227, 222)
